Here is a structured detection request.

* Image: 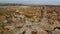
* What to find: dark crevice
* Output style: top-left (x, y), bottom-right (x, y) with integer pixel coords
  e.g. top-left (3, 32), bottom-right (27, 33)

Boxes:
top-left (31, 31), bottom-right (37, 34)
top-left (52, 27), bottom-right (60, 31)
top-left (48, 19), bottom-right (54, 25)
top-left (45, 27), bottom-right (60, 34)
top-left (45, 30), bottom-right (53, 34)
top-left (25, 15), bottom-right (32, 18)
top-left (22, 31), bottom-right (25, 34)
top-left (16, 26), bottom-right (22, 29)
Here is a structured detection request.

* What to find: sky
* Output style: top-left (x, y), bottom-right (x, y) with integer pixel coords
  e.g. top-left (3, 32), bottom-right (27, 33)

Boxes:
top-left (0, 0), bottom-right (60, 5)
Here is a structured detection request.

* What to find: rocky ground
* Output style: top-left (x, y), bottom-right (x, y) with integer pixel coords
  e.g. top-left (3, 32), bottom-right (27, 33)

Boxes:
top-left (0, 6), bottom-right (60, 34)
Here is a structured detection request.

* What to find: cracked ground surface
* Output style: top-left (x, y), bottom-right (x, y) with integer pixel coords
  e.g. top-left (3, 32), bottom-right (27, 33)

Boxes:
top-left (0, 6), bottom-right (60, 34)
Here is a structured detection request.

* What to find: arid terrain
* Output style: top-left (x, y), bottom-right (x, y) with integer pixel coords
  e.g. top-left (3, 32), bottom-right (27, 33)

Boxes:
top-left (0, 5), bottom-right (60, 34)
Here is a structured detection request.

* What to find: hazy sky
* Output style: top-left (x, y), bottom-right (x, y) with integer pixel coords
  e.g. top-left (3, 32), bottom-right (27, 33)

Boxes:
top-left (0, 0), bottom-right (60, 5)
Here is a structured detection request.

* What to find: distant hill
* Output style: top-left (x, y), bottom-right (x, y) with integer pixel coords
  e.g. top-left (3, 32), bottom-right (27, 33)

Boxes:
top-left (0, 3), bottom-right (25, 6)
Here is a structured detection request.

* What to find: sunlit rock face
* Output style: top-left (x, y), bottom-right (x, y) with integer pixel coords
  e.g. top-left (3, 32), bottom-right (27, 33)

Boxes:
top-left (0, 6), bottom-right (60, 34)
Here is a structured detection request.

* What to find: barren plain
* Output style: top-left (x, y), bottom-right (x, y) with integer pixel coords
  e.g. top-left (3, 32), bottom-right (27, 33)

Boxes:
top-left (0, 5), bottom-right (60, 34)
